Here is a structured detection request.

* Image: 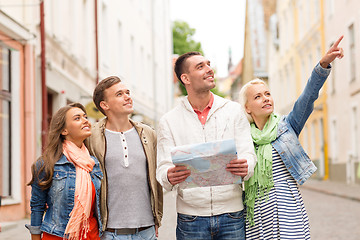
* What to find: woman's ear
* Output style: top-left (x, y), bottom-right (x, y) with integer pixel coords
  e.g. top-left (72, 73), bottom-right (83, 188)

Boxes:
top-left (61, 128), bottom-right (68, 136)
top-left (245, 104), bottom-right (251, 114)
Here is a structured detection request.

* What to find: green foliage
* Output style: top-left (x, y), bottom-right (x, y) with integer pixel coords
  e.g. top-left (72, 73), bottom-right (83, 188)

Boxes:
top-left (172, 20), bottom-right (225, 97)
top-left (173, 20), bottom-right (203, 56)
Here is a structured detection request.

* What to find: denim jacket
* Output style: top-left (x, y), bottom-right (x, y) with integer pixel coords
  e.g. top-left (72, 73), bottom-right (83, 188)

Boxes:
top-left (272, 63), bottom-right (331, 185)
top-left (26, 154), bottom-right (103, 237)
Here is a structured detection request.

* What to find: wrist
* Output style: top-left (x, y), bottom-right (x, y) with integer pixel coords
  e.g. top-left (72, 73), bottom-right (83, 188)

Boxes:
top-left (320, 60), bottom-right (329, 68)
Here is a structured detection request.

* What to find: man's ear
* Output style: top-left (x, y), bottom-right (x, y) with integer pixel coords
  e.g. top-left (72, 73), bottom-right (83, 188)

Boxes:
top-left (181, 74), bottom-right (190, 85)
top-left (100, 101), bottom-right (109, 111)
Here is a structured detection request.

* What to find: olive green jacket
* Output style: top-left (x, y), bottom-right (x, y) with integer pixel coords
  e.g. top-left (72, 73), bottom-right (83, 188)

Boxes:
top-left (86, 118), bottom-right (163, 231)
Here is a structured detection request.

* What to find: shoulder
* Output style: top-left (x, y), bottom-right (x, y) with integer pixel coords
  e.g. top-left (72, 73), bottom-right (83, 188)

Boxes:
top-left (131, 120), bottom-right (156, 136)
top-left (161, 104), bottom-right (184, 120)
top-left (91, 118), bottom-right (106, 134)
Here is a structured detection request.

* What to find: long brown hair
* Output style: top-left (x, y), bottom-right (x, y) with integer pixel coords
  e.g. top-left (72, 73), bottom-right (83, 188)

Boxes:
top-left (28, 103), bottom-right (87, 190)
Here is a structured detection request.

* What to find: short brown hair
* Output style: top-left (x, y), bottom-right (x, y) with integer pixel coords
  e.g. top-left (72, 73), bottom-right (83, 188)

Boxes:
top-left (174, 51), bottom-right (201, 85)
top-left (93, 76), bottom-right (121, 115)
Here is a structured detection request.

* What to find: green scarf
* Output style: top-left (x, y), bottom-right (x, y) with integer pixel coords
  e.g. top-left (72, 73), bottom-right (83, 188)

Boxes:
top-left (245, 113), bottom-right (280, 226)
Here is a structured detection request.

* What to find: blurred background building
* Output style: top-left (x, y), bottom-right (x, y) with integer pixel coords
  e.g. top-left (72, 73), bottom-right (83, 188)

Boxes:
top-left (236, 0), bottom-right (360, 187)
top-left (0, 0), bottom-right (173, 223)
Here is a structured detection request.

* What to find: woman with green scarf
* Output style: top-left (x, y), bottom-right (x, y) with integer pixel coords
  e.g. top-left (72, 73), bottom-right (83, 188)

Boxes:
top-left (238, 36), bottom-right (344, 239)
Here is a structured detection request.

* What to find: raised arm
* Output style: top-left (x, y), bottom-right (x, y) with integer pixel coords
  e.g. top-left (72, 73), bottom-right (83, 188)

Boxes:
top-left (288, 35), bottom-right (344, 135)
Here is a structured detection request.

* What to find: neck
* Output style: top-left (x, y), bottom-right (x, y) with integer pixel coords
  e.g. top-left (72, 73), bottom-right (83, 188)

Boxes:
top-left (253, 116), bottom-right (270, 131)
top-left (106, 115), bottom-right (132, 132)
top-left (66, 139), bottom-right (84, 148)
top-left (187, 91), bottom-right (212, 111)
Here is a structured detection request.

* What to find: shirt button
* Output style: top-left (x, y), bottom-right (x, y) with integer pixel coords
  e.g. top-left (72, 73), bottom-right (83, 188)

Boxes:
top-left (125, 155), bottom-right (127, 158)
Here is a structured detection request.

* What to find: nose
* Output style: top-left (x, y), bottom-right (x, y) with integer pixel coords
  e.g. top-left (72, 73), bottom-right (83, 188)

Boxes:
top-left (124, 92), bottom-right (132, 101)
top-left (205, 64), bottom-right (213, 74)
top-left (263, 95), bottom-right (270, 102)
top-left (82, 116), bottom-right (89, 123)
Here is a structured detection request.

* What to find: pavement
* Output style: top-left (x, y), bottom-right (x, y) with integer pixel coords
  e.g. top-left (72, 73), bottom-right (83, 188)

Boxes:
top-left (1, 179), bottom-right (359, 240)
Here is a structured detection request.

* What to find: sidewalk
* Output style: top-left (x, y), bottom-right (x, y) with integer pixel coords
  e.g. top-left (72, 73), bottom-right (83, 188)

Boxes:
top-left (1, 179), bottom-right (359, 239)
top-left (300, 179), bottom-right (360, 202)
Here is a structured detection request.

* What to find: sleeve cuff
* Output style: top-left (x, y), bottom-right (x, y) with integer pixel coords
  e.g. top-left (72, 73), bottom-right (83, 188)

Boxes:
top-left (315, 62), bottom-right (331, 76)
top-left (25, 224), bottom-right (42, 235)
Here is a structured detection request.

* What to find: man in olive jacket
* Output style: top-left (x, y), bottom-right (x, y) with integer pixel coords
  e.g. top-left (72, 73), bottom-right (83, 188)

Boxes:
top-left (87, 76), bottom-right (162, 240)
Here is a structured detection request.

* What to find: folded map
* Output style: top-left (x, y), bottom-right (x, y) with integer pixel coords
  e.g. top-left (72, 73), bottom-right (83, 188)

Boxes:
top-left (171, 139), bottom-right (242, 189)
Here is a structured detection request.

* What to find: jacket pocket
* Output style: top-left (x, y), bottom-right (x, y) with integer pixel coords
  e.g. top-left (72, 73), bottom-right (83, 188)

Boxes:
top-left (51, 170), bottom-right (67, 193)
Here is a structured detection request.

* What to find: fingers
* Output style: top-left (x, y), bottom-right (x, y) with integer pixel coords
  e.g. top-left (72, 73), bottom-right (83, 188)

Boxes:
top-left (329, 48), bottom-right (344, 59)
top-left (332, 35), bottom-right (344, 48)
top-left (226, 159), bottom-right (248, 177)
top-left (167, 165), bottom-right (191, 185)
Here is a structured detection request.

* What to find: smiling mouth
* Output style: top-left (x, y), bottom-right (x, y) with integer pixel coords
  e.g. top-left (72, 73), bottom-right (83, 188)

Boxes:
top-left (263, 104), bottom-right (272, 108)
top-left (82, 126), bottom-right (90, 130)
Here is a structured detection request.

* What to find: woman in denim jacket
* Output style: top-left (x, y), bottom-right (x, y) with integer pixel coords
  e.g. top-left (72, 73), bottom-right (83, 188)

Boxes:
top-left (26, 103), bottom-right (103, 240)
top-left (238, 36), bottom-right (344, 239)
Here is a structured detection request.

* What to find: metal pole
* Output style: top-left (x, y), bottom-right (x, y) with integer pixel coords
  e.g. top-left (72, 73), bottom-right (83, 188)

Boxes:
top-left (40, 0), bottom-right (48, 152)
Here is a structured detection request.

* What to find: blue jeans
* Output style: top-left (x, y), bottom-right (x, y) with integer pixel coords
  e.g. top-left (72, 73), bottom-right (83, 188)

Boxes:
top-left (100, 226), bottom-right (157, 240)
top-left (176, 210), bottom-right (245, 240)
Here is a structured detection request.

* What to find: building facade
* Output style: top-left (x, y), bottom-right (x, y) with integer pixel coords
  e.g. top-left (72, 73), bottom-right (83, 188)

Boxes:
top-left (324, 0), bottom-right (360, 184)
top-left (0, 0), bottom-right (173, 223)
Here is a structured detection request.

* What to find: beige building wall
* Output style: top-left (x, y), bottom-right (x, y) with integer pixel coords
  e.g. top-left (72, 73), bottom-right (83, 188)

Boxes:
top-left (324, 0), bottom-right (360, 184)
top-left (268, 0), bottom-right (329, 179)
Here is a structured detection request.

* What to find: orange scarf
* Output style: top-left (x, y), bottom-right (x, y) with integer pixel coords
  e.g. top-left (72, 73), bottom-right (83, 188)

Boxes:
top-left (62, 140), bottom-right (95, 240)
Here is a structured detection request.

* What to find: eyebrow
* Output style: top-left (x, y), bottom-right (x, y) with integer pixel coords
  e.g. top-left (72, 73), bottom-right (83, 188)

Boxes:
top-left (72, 113), bottom-right (86, 118)
top-left (195, 60), bottom-right (210, 68)
top-left (115, 89), bottom-right (130, 95)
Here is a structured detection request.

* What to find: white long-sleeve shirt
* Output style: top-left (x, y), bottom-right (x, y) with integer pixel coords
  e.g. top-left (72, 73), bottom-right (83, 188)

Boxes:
top-left (156, 94), bottom-right (256, 216)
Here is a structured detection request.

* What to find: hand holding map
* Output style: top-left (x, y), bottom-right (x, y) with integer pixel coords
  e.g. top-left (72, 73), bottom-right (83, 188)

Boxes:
top-left (171, 139), bottom-right (242, 189)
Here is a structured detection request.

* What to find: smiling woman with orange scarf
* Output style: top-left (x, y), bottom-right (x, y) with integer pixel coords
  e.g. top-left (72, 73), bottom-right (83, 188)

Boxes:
top-left (26, 103), bottom-right (103, 240)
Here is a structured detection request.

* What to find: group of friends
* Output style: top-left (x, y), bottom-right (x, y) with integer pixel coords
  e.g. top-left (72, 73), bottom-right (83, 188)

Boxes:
top-left (25, 36), bottom-right (344, 240)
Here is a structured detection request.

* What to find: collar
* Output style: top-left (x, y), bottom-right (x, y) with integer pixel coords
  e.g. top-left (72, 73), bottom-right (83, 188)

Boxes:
top-left (193, 93), bottom-right (214, 113)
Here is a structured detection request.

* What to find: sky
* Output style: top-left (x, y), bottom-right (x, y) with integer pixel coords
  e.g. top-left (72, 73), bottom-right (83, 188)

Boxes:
top-left (170, 0), bottom-right (247, 78)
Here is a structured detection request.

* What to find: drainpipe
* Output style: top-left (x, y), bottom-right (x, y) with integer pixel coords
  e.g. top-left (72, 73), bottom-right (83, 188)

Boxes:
top-left (151, 0), bottom-right (157, 128)
top-left (95, 0), bottom-right (99, 84)
top-left (40, 0), bottom-right (48, 151)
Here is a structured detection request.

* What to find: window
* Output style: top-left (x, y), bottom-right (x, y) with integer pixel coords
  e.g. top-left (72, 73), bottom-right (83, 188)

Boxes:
top-left (330, 119), bottom-right (338, 163)
top-left (328, 42), bottom-right (336, 94)
top-left (0, 50), bottom-right (11, 200)
top-left (349, 24), bottom-right (356, 82)
top-left (0, 45), bottom-right (19, 201)
top-left (352, 106), bottom-right (358, 158)
top-left (101, 3), bottom-right (109, 68)
top-left (117, 21), bottom-right (123, 76)
top-left (328, 0), bottom-right (335, 17)
top-left (310, 121), bottom-right (316, 158)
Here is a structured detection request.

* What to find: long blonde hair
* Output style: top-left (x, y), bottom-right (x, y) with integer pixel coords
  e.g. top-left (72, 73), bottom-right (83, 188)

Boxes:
top-left (28, 103), bottom-right (87, 190)
top-left (238, 78), bottom-right (268, 123)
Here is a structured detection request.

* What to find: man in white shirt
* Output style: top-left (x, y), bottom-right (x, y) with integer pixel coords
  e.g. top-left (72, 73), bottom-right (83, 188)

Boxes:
top-left (156, 52), bottom-right (256, 240)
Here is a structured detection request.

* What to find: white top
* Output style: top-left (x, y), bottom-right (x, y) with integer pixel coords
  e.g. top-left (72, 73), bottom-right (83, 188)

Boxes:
top-left (156, 94), bottom-right (256, 216)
